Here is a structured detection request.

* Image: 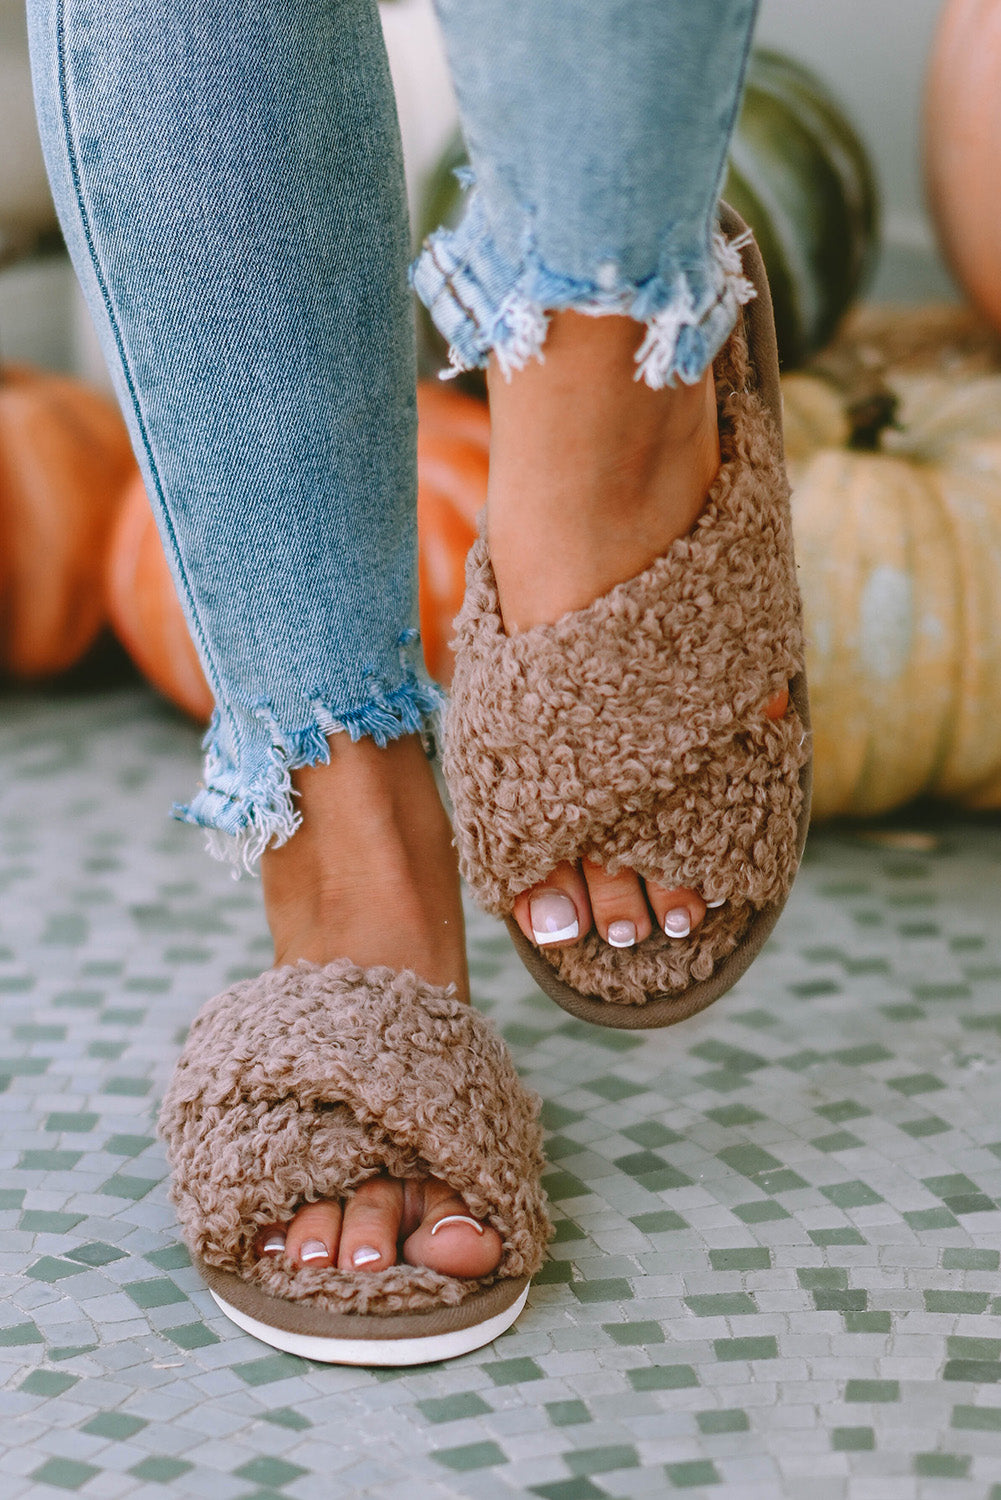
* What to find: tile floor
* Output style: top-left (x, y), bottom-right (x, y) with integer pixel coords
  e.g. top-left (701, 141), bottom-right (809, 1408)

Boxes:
top-left (3, 685), bottom-right (1001, 1499)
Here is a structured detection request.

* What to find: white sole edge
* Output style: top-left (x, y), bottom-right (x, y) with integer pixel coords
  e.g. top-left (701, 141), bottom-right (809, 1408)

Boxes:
top-left (209, 1283), bottom-right (530, 1367)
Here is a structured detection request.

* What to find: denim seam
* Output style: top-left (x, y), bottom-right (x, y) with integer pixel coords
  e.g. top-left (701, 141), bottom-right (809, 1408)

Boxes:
top-left (53, 0), bottom-right (230, 745)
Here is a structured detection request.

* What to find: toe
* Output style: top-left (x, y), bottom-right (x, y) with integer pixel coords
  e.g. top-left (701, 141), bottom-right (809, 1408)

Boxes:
top-left (283, 1200), bottom-right (343, 1268)
top-left (337, 1175), bottom-right (404, 1272)
top-left (645, 884), bottom-right (707, 940)
top-left (580, 858), bottom-right (652, 949)
top-left (513, 861), bottom-right (592, 950)
top-left (402, 1177), bottom-right (503, 1279)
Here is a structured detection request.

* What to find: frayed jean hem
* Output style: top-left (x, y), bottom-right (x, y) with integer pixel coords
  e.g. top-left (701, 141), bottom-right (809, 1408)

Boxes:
top-left (174, 667), bottom-right (445, 874)
top-left (410, 183), bottom-right (756, 389)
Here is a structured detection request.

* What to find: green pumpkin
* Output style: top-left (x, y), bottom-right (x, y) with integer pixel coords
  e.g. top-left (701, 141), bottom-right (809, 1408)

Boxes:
top-left (414, 48), bottom-right (879, 380)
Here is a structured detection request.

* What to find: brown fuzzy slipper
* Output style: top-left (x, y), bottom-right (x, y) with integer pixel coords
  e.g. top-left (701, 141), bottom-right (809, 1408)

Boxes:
top-left (158, 959), bottom-right (550, 1364)
top-left (444, 206), bottom-right (812, 1030)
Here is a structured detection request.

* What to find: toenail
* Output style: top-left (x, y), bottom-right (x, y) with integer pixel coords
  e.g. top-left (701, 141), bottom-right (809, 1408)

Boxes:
top-left (706, 898), bottom-right (726, 909)
top-left (430, 1214), bottom-right (485, 1237)
top-left (530, 890), bottom-right (579, 945)
top-left (663, 907), bottom-right (691, 938)
top-left (260, 1233), bottom-right (285, 1256)
top-left (351, 1245), bottom-right (382, 1267)
top-left (299, 1239), bottom-right (329, 1263)
top-left (607, 919), bottom-right (637, 948)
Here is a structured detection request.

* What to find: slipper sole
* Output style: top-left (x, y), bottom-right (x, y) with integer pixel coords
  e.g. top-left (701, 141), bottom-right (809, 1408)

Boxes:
top-left (199, 1260), bottom-right (532, 1366)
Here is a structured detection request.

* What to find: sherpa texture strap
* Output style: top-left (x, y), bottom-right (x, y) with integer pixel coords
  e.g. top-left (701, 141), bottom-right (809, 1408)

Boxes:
top-left (159, 961), bottom-right (550, 1315)
top-left (444, 347), bottom-right (809, 1006)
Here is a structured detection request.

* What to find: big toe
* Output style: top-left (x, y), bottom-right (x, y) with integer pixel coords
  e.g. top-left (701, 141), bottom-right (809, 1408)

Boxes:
top-left (403, 1178), bottom-right (503, 1279)
top-left (514, 862), bottom-right (591, 950)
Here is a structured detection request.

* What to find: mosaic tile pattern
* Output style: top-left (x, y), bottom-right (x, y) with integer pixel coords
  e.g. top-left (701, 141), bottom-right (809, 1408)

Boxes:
top-left (3, 685), bottom-right (1001, 1499)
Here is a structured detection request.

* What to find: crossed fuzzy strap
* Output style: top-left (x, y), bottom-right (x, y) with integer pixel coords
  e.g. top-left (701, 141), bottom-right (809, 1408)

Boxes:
top-left (159, 961), bottom-right (550, 1315)
top-left (444, 360), bottom-right (809, 1006)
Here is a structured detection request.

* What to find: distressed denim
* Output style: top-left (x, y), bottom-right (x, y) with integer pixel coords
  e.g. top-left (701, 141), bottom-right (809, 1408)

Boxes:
top-left (27, 0), bottom-right (758, 864)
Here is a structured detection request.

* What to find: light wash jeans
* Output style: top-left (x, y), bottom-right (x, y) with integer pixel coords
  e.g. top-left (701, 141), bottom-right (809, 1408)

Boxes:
top-left (27, 0), bottom-right (758, 864)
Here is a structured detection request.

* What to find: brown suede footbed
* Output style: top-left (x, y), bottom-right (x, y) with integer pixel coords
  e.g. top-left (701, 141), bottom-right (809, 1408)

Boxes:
top-left (444, 206), bottom-right (812, 1025)
top-left (158, 961), bottom-right (550, 1323)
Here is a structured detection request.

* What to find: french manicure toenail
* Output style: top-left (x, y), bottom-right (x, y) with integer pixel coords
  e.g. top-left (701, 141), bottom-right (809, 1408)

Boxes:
top-left (430, 1214), bottom-right (485, 1237)
top-left (299, 1239), bottom-right (329, 1263)
top-left (261, 1233), bottom-right (285, 1256)
top-left (607, 920), bottom-right (637, 948)
top-left (352, 1245), bottom-right (382, 1267)
top-left (530, 891), bottom-right (579, 945)
top-left (664, 908), bottom-right (691, 938)
top-left (706, 898), bottom-right (726, 909)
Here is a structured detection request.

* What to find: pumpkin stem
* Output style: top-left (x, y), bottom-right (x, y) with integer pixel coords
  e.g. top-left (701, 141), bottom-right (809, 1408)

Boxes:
top-left (807, 346), bottom-right (899, 451)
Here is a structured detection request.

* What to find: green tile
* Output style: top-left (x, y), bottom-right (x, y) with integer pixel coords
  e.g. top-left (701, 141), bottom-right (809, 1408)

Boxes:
top-left (808, 1228), bottom-right (866, 1247)
top-left (19, 1149), bottom-right (82, 1171)
top-left (26, 1256), bottom-right (89, 1283)
top-left (631, 1211), bottom-right (687, 1234)
top-left (14, 1023), bottom-right (65, 1041)
top-left (542, 1171), bottom-right (590, 1203)
top-left (627, 1365), bottom-right (698, 1391)
top-left (129, 1457), bottom-right (194, 1482)
top-left (261, 1408), bottom-right (312, 1431)
top-left (530, 1482), bottom-right (605, 1500)
top-left (603, 1321), bottom-right (665, 1346)
top-left (685, 1293), bottom-right (757, 1317)
top-left (924, 1173), bottom-right (980, 1197)
top-left (233, 1458), bottom-right (307, 1487)
top-left (899, 1117), bottom-right (950, 1138)
top-left (100, 1175), bottom-right (158, 1200)
top-left (790, 979), bottom-right (841, 998)
top-left (566, 1445), bottom-right (639, 1476)
top-left (586, 1076), bottom-right (644, 1102)
top-left (732, 1201), bottom-right (790, 1224)
top-left (551, 1219), bottom-right (586, 1244)
top-left (540, 1102), bottom-right (584, 1130)
top-left (49, 1345), bottom-right (97, 1361)
top-left (104, 1133), bottom-right (155, 1157)
top-left (233, 1354), bottom-right (305, 1386)
top-left (814, 1100), bottom-right (870, 1123)
top-left (535, 1259), bottom-right (575, 1286)
top-left (944, 1193), bottom-right (996, 1215)
top-left (705, 1104), bottom-right (764, 1127)
top-left (696, 1409), bottom-right (749, 1434)
top-left (798, 1268), bottom-right (849, 1290)
top-left (417, 1394), bottom-right (492, 1424)
top-left (880, 1003), bottom-right (926, 1021)
top-left (689, 1040), bottom-right (767, 1073)
top-left (101, 1008), bottom-right (146, 1026)
top-left (718, 1144), bottom-right (782, 1178)
top-left (546, 1401), bottom-right (590, 1427)
top-left (889, 1072), bottom-right (946, 1096)
top-left (913, 1454), bottom-right (969, 1478)
top-left (19, 1210), bottom-right (84, 1233)
top-left (30, 1459), bottom-right (99, 1490)
top-left (433, 1442), bottom-right (506, 1472)
top-left (615, 1155), bottom-right (692, 1191)
top-left (0, 1189), bottom-right (25, 1209)
top-left (821, 1181), bottom-right (883, 1208)
top-left (943, 1249), bottom-right (1000, 1270)
top-left (0, 1057), bottom-right (49, 1077)
top-left (925, 1291), bottom-right (990, 1314)
top-left (163, 1323), bottom-right (220, 1349)
top-left (708, 1248), bottom-right (771, 1271)
top-left (845, 1379), bottom-right (900, 1402)
top-left (622, 1120), bottom-right (682, 1149)
top-left (20, 1370), bottom-right (79, 1396)
top-left (666, 1461), bottom-right (720, 1488)
top-left (82, 1413), bottom-right (148, 1439)
top-left (103, 1077), bottom-right (152, 1096)
top-left (832, 1427), bottom-right (875, 1451)
top-left (952, 1405), bottom-right (1001, 1430)
top-left (45, 1112), bottom-right (99, 1133)
top-left (811, 1131), bottom-right (865, 1154)
top-left (845, 1311), bottom-right (892, 1332)
top-left (486, 1357), bottom-right (544, 1385)
top-left (571, 1278), bottom-right (633, 1305)
top-left (830, 1043), bottom-right (893, 1066)
top-left (0, 1321), bottom-right (44, 1346)
top-left (66, 1242), bottom-right (126, 1267)
top-left (52, 989), bottom-right (101, 1008)
top-left (948, 1336), bottom-right (1001, 1361)
top-left (813, 1290), bottom-right (868, 1313)
top-left (904, 1208), bottom-right (959, 1231)
top-left (713, 1336), bottom-right (777, 1362)
top-left (123, 1278), bottom-right (187, 1309)
top-left (943, 1361), bottom-right (1001, 1383)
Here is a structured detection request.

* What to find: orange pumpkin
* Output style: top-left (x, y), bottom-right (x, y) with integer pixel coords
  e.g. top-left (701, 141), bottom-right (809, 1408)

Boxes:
top-left (105, 382), bottom-right (489, 718)
top-left (0, 365), bottom-right (134, 678)
top-left (925, 0), bottom-right (1001, 336)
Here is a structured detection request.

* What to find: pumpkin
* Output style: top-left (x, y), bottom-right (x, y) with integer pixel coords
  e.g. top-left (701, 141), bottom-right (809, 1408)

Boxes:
top-left (925, 0), bottom-right (1001, 338)
top-left (416, 47), bottom-right (879, 381)
top-left (104, 382), bottom-right (488, 717)
top-left (0, 364), bottom-right (133, 678)
top-left (784, 345), bottom-right (1001, 820)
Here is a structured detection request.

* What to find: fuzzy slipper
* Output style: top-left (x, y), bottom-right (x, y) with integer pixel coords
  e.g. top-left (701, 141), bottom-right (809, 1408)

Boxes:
top-left (444, 206), bottom-right (812, 1030)
top-left (158, 960), bottom-right (550, 1365)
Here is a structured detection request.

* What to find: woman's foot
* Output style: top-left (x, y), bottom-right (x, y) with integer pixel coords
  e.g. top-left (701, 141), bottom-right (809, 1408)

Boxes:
top-left (257, 733), bottom-right (502, 1280)
top-left (485, 310), bottom-right (724, 955)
